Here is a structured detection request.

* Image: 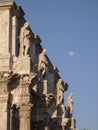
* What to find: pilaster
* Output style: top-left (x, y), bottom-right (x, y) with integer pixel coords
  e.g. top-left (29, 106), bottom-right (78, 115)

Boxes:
top-left (0, 1), bottom-right (25, 71)
top-left (0, 2), bottom-right (14, 71)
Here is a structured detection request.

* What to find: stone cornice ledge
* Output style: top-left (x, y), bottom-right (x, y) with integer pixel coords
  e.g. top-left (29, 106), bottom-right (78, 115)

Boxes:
top-left (0, 1), bottom-right (25, 16)
top-left (0, 1), bottom-right (15, 8)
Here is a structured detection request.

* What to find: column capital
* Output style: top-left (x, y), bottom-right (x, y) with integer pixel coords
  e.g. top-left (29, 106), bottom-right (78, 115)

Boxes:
top-left (18, 103), bottom-right (33, 118)
top-left (0, 71), bottom-right (13, 83)
top-left (19, 73), bottom-right (37, 85)
top-left (0, 71), bottom-right (13, 93)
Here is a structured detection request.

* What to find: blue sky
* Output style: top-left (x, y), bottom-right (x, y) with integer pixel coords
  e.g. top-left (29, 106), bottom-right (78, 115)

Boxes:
top-left (15, 0), bottom-right (98, 130)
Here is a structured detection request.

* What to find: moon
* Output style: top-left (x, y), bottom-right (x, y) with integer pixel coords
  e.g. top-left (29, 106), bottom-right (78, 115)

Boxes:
top-left (69, 51), bottom-right (75, 56)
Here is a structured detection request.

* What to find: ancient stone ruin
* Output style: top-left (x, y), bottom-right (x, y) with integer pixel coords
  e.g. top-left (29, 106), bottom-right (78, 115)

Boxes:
top-left (0, 1), bottom-right (76, 130)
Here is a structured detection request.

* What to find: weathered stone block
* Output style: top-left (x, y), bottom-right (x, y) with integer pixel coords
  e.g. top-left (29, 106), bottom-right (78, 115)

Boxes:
top-left (13, 56), bottom-right (31, 74)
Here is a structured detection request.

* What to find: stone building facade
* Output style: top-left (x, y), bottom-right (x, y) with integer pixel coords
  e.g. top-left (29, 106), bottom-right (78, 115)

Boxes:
top-left (0, 1), bottom-right (76, 130)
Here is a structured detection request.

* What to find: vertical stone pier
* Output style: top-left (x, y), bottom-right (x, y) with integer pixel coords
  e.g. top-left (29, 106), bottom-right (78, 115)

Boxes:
top-left (0, 1), bottom-right (24, 71)
top-left (0, 2), bottom-right (14, 70)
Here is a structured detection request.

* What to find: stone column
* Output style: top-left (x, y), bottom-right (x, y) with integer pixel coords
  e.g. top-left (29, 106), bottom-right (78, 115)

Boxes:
top-left (18, 103), bottom-right (33, 130)
top-left (0, 2), bottom-right (13, 71)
